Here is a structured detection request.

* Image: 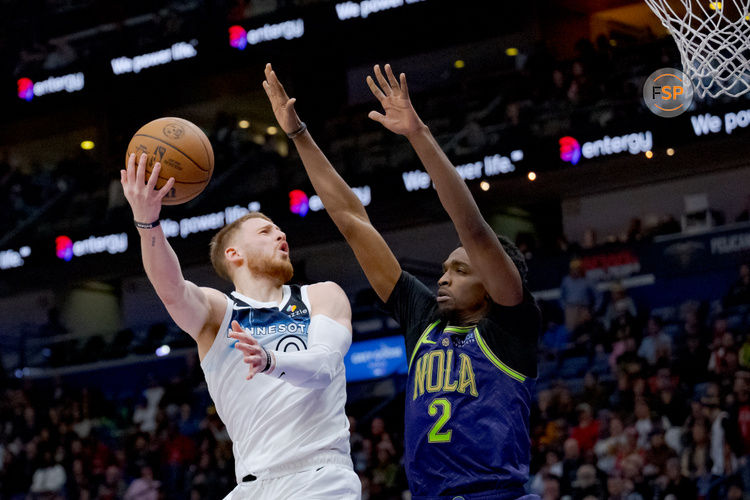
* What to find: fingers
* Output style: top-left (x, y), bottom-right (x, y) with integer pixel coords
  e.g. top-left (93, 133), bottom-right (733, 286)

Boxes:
top-left (126, 153), bottom-right (136, 184)
top-left (368, 110), bottom-right (386, 125)
top-left (366, 76), bottom-right (386, 102)
top-left (120, 169), bottom-right (126, 186)
top-left (373, 65), bottom-right (391, 96)
top-left (136, 153), bottom-right (147, 185)
top-left (228, 322), bottom-right (258, 346)
top-left (156, 177), bottom-right (175, 200)
top-left (146, 163), bottom-right (161, 190)
top-left (400, 72), bottom-right (409, 97)
top-left (235, 342), bottom-right (263, 357)
top-left (384, 64), bottom-right (400, 91)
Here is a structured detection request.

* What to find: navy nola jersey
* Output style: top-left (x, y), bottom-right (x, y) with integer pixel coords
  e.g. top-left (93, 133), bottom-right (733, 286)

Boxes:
top-left (406, 321), bottom-right (536, 499)
top-left (386, 272), bottom-right (541, 500)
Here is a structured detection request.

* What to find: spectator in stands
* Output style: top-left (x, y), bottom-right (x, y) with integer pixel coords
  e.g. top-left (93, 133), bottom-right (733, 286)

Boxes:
top-left (29, 449), bottom-right (66, 498)
top-left (594, 416), bottom-right (626, 474)
top-left (602, 282), bottom-right (638, 332)
top-left (656, 456), bottom-right (696, 499)
top-left (725, 263), bottom-right (750, 308)
top-left (702, 383), bottom-right (740, 478)
top-left (675, 332), bottom-right (711, 389)
top-left (571, 463), bottom-right (603, 499)
top-left (634, 398), bottom-right (655, 449)
top-left (644, 427), bottom-right (676, 477)
top-left (709, 330), bottom-right (738, 380)
top-left (637, 316), bottom-right (672, 366)
top-left (652, 367), bottom-right (688, 429)
top-left (580, 372), bottom-right (608, 412)
top-left (681, 418), bottom-right (711, 481)
top-left (560, 259), bottom-right (601, 334)
top-left (570, 403), bottom-right (600, 453)
top-left (540, 474), bottom-right (561, 500)
top-left (560, 437), bottom-right (582, 495)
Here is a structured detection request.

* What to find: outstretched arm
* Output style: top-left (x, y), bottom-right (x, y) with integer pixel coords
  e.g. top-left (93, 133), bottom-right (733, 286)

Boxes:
top-left (230, 281), bottom-right (352, 388)
top-left (263, 63), bottom-right (401, 302)
top-left (120, 153), bottom-right (225, 342)
top-left (367, 64), bottom-right (523, 306)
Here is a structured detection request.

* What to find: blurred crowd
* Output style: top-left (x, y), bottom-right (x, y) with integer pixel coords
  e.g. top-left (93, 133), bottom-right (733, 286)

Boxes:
top-left (3, 257), bottom-right (750, 499)
top-left (0, 357), bottom-right (410, 499)
top-left (528, 262), bottom-right (750, 500)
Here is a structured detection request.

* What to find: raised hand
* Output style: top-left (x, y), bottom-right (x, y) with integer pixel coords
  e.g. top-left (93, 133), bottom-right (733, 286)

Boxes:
top-left (367, 64), bottom-right (425, 138)
top-left (120, 153), bottom-right (175, 223)
top-left (228, 320), bottom-right (275, 380)
top-left (262, 63), bottom-right (303, 135)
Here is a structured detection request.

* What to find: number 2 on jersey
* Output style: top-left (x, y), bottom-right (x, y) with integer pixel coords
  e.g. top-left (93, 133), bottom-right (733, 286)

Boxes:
top-left (427, 398), bottom-right (452, 443)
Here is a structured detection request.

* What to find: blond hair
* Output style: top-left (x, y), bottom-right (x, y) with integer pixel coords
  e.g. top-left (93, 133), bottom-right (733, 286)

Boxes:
top-left (209, 212), bottom-right (272, 281)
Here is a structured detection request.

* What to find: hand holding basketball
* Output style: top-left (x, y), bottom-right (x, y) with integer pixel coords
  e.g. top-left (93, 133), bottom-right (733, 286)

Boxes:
top-left (121, 153), bottom-right (175, 224)
top-left (125, 117), bottom-right (214, 205)
top-left (263, 63), bottom-right (303, 135)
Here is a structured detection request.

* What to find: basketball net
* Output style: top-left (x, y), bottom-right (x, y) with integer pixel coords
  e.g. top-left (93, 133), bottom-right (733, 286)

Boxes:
top-left (644, 0), bottom-right (750, 98)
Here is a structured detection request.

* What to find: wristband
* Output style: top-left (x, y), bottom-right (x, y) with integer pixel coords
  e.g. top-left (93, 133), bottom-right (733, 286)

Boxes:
top-left (134, 219), bottom-right (160, 230)
top-left (286, 122), bottom-right (307, 139)
top-left (260, 346), bottom-right (272, 373)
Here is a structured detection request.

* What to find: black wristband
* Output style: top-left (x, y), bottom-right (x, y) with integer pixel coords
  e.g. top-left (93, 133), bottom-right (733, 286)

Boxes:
top-left (134, 219), bottom-right (160, 230)
top-left (260, 346), bottom-right (272, 373)
top-left (286, 122), bottom-right (307, 139)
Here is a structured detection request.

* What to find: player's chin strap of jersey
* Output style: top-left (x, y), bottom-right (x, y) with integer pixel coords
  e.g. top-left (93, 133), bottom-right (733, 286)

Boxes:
top-left (266, 314), bottom-right (351, 389)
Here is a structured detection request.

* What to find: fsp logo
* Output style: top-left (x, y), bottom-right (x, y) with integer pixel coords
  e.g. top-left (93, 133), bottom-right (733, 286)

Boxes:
top-left (643, 68), bottom-right (694, 118)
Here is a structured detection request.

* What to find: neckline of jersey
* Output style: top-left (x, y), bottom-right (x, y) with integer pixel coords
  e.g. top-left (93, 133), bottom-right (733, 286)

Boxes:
top-left (231, 286), bottom-right (291, 310)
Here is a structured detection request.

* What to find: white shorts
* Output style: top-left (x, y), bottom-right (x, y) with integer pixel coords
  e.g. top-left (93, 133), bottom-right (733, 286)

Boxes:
top-left (223, 464), bottom-right (361, 500)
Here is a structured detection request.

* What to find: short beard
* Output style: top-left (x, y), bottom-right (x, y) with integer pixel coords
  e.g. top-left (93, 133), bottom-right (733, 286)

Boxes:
top-left (248, 256), bottom-right (293, 284)
top-left (437, 303), bottom-right (459, 324)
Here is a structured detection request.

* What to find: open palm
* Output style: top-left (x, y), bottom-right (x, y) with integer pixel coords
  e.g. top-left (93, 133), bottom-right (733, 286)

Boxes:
top-left (367, 64), bottom-right (424, 137)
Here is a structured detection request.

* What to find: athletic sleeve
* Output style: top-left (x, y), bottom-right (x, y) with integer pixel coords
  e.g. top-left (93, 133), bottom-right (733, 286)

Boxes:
top-left (269, 314), bottom-right (351, 389)
top-left (383, 271), bottom-right (437, 360)
top-left (480, 286), bottom-right (541, 378)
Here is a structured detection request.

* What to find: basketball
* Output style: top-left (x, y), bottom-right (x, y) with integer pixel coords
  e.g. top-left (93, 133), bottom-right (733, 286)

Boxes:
top-left (125, 117), bottom-right (214, 205)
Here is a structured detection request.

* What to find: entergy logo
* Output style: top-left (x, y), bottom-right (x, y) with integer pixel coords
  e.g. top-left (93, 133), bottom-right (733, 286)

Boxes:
top-left (229, 25), bottom-right (247, 50)
top-left (559, 136), bottom-right (581, 165)
top-left (289, 189), bottom-right (309, 217)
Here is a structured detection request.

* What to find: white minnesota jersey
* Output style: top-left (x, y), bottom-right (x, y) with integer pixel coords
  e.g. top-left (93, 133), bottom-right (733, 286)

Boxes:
top-left (200, 285), bottom-right (351, 483)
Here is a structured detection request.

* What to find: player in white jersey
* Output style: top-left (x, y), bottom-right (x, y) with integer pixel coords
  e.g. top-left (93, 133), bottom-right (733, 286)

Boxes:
top-left (120, 153), bottom-right (360, 499)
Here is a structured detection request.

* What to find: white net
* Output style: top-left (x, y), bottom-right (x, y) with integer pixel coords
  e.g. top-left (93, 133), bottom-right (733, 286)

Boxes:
top-left (644, 0), bottom-right (750, 98)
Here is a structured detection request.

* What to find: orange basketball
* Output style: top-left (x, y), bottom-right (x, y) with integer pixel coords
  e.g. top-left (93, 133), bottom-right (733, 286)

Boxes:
top-left (125, 117), bottom-right (214, 205)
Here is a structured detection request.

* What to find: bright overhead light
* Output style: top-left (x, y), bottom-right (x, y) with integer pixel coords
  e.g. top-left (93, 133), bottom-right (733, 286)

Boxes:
top-left (667, 148), bottom-right (675, 156)
top-left (480, 181), bottom-right (490, 191)
top-left (645, 150), bottom-right (654, 159)
top-left (80, 140), bottom-right (95, 150)
top-left (527, 172), bottom-right (537, 181)
top-left (505, 48), bottom-right (519, 57)
top-left (238, 120), bottom-right (250, 129)
top-left (454, 60), bottom-right (465, 69)
top-left (266, 126), bottom-right (278, 135)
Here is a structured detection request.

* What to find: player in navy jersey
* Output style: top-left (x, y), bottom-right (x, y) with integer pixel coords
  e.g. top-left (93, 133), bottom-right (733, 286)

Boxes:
top-left (120, 154), bottom-right (360, 499)
top-left (264, 62), bottom-right (540, 499)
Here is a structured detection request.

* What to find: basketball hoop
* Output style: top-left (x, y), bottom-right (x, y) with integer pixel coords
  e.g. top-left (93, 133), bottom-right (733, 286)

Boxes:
top-left (644, 0), bottom-right (750, 98)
